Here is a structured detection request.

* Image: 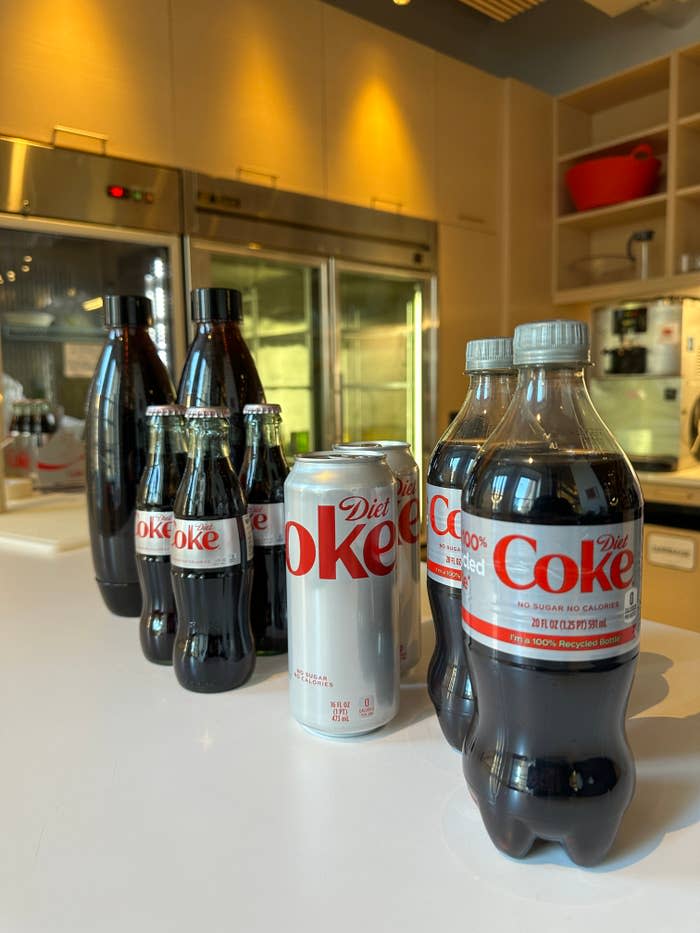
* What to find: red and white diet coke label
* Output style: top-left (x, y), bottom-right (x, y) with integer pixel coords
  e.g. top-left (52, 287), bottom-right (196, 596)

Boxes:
top-left (248, 502), bottom-right (285, 547)
top-left (135, 510), bottom-right (174, 557)
top-left (461, 514), bottom-right (642, 662)
top-left (396, 475), bottom-right (420, 546)
top-left (285, 488), bottom-right (397, 580)
top-left (171, 517), bottom-right (244, 570)
top-left (426, 484), bottom-right (462, 587)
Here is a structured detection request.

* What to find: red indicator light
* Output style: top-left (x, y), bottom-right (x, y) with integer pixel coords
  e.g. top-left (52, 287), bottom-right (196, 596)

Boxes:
top-left (107, 185), bottom-right (128, 199)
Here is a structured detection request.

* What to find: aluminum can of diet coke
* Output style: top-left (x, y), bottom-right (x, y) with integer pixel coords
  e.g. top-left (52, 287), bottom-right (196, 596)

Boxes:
top-left (284, 452), bottom-right (399, 736)
top-left (334, 441), bottom-right (421, 674)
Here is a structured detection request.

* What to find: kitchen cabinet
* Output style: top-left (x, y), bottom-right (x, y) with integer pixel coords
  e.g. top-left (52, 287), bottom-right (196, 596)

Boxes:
top-left (437, 223), bottom-right (501, 432)
top-left (322, 5), bottom-right (436, 219)
top-left (554, 43), bottom-right (700, 305)
top-left (502, 80), bottom-right (556, 330)
top-left (171, 0), bottom-right (326, 197)
top-left (435, 55), bottom-right (503, 233)
top-left (0, 0), bottom-right (175, 166)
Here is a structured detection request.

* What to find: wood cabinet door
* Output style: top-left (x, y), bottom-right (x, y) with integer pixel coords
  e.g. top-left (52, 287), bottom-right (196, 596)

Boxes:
top-left (323, 5), bottom-right (436, 219)
top-left (437, 223), bottom-right (502, 432)
top-left (436, 54), bottom-right (503, 233)
top-left (0, 0), bottom-right (174, 165)
top-left (171, 0), bottom-right (325, 196)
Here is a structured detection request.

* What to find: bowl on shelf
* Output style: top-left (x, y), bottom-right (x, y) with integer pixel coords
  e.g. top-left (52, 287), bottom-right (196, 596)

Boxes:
top-left (568, 254), bottom-right (636, 286)
top-left (565, 143), bottom-right (661, 212)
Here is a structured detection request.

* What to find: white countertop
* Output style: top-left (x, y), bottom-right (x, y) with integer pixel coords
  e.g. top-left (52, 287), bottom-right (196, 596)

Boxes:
top-left (1, 548), bottom-right (699, 933)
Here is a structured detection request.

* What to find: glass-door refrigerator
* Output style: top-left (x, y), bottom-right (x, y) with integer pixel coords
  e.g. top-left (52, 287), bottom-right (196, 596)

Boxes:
top-left (183, 173), bottom-right (437, 471)
top-left (0, 137), bottom-right (186, 487)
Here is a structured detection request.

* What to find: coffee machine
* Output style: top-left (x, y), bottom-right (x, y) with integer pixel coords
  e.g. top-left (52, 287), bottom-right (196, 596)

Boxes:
top-left (588, 297), bottom-right (700, 472)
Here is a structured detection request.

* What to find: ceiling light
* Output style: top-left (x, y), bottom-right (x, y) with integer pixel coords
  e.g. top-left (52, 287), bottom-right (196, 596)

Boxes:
top-left (23, 255), bottom-right (32, 263)
top-left (21, 264), bottom-right (30, 273)
top-left (393, 0), bottom-right (411, 5)
top-left (6, 270), bottom-right (16, 282)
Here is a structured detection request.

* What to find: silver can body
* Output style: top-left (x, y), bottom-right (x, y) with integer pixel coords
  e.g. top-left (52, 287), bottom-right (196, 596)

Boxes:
top-left (284, 452), bottom-right (399, 736)
top-left (334, 441), bottom-right (421, 673)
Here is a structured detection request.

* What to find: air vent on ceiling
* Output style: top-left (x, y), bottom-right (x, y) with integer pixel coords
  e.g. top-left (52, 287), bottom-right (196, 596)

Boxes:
top-left (457, 0), bottom-right (545, 21)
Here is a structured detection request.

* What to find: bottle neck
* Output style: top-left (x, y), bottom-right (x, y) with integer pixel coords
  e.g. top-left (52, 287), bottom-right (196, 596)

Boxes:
top-left (467, 370), bottom-right (515, 404)
top-left (147, 416), bottom-right (187, 464)
top-left (245, 414), bottom-right (282, 451)
top-left (514, 365), bottom-right (589, 407)
top-left (187, 417), bottom-right (232, 462)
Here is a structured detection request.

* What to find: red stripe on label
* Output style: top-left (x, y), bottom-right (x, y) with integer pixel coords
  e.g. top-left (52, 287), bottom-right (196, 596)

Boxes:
top-left (37, 461), bottom-right (75, 471)
top-left (427, 559), bottom-right (460, 582)
top-left (462, 607), bottom-right (637, 652)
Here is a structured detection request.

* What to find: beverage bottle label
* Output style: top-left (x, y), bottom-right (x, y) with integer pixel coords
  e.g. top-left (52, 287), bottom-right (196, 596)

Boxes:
top-left (426, 484), bottom-right (462, 587)
top-left (248, 502), bottom-right (285, 547)
top-left (461, 514), bottom-right (642, 662)
top-left (171, 517), bottom-right (244, 570)
top-left (135, 510), bottom-right (174, 557)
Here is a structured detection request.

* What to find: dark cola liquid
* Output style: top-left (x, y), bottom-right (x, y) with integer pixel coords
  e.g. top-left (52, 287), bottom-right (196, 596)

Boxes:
top-left (172, 453), bottom-right (255, 693)
top-left (177, 323), bottom-right (265, 471)
top-left (462, 448), bottom-right (642, 866)
top-left (243, 444), bottom-right (289, 655)
top-left (137, 556), bottom-right (178, 663)
top-left (427, 439), bottom-right (480, 751)
top-left (137, 451), bottom-right (187, 665)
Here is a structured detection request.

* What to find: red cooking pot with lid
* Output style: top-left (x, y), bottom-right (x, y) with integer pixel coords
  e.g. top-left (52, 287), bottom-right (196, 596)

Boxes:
top-left (565, 143), bottom-right (661, 212)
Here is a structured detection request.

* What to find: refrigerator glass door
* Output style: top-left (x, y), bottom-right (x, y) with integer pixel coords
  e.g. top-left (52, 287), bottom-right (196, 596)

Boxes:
top-left (0, 216), bottom-right (184, 422)
top-left (333, 262), bottom-right (429, 465)
top-left (187, 243), bottom-right (327, 456)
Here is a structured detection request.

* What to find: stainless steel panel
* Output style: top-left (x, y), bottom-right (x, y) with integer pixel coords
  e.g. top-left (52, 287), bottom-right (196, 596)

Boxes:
top-left (0, 137), bottom-right (181, 234)
top-left (182, 172), bottom-right (437, 272)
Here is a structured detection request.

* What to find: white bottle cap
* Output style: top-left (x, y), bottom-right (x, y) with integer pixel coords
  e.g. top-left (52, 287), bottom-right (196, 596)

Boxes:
top-left (513, 320), bottom-right (590, 366)
top-left (465, 337), bottom-right (514, 373)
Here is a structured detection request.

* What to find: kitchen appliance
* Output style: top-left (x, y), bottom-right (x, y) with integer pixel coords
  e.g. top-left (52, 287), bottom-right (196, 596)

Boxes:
top-left (182, 173), bottom-right (437, 473)
top-left (0, 136), bottom-right (186, 451)
top-left (589, 297), bottom-right (700, 472)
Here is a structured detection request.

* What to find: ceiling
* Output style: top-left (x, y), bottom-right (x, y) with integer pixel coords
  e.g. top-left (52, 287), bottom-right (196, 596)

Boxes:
top-left (322, 0), bottom-right (700, 94)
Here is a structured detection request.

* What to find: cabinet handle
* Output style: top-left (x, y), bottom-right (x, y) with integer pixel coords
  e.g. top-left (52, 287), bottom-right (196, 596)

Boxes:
top-left (371, 196), bottom-right (403, 214)
top-left (52, 125), bottom-right (108, 154)
top-left (236, 166), bottom-right (279, 187)
top-left (457, 213), bottom-right (486, 225)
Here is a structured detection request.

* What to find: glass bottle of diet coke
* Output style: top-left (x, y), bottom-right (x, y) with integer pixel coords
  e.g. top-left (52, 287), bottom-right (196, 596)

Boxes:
top-left (461, 319), bottom-right (643, 866)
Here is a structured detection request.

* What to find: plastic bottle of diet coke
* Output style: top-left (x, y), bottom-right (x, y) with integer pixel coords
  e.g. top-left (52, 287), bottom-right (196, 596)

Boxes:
top-left (426, 337), bottom-right (515, 750)
top-left (461, 320), bottom-right (643, 866)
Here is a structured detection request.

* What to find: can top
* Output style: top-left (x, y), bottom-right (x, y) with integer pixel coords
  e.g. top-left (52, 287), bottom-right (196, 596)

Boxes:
top-left (146, 404), bottom-right (185, 417)
top-left (295, 450), bottom-right (387, 464)
top-left (513, 319), bottom-right (590, 366)
top-left (184, 405), bottom-right (231, 419)
top-left (191, 287), bottom-right (243, 324)
top-left (465, 337), bottom-right (513, 373)
top-left (243, 403), bottom-right (282, 415)
top-left (333, 442), bottom-right (385, 458)
top-left (104, 294), bottom-right (153, 328)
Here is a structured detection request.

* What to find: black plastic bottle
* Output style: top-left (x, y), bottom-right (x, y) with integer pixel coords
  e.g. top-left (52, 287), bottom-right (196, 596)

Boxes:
top-left (462, 320), bottom-right (643, 866)
top-left (426, 337), bottom-right (514, 750)
top-left (177, 288), bottom-right (265, 471)
top-left (86, 295), bottom-right (175, 617)
top-left (171, 406), bottom-right (255, 692)
top-left (240, 403), bottom-right (290, 655)
top-left (135, 405), bottom-right (188, 664)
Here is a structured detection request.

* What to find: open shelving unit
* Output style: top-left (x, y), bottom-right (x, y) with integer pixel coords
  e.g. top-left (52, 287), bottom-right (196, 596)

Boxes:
top-left (554, 43), bottom-right (700, 304)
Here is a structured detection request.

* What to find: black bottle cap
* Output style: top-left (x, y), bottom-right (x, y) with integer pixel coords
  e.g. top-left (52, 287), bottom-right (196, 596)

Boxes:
top-left (191, 287), bottom-right (243, 323)
top-left (104, 295), bottom-right (153, 328)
